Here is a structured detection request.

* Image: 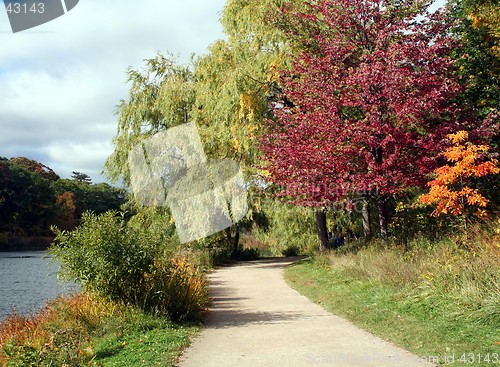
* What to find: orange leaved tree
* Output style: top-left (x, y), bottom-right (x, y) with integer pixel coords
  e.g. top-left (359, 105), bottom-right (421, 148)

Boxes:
top-left (420, 131), bottom-right (499, 220)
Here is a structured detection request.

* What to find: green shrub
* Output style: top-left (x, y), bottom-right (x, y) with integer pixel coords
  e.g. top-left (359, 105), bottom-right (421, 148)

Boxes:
top-left (51, 211), bottom-right (157, 303)
top-left (235, 247), bottom-right (260, 261)
top-left (191, 229), bottom-right (261, 265)
top-left (50, 211), bottom-right (207, 321)
top-left (282, 245), bottom-right (299, 257)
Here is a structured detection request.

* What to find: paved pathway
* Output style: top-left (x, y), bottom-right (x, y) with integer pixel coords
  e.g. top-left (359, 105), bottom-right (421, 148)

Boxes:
top-left (177, 258), bottom-right (437, 367)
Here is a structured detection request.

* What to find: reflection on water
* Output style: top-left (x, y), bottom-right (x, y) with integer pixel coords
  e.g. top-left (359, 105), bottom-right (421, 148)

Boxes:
top-left (0, 251), bottom-right (79, 319)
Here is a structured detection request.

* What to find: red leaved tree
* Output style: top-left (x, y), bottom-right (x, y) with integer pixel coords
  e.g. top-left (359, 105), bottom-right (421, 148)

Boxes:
top-left (261, 0), bottom-right (468, 243)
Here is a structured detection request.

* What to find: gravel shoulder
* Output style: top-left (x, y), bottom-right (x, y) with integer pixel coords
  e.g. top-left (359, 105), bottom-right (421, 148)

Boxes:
top-left (177, 257), bottom-right (437, 367)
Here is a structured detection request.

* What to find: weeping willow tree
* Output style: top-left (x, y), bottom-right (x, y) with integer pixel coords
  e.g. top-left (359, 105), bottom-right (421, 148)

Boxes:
top-left (105, 53), bottom-right (196, 184)
top-left (103, 1), bottom-right (300, 248)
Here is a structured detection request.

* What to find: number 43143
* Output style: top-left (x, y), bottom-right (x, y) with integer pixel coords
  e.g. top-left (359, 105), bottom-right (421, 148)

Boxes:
top-left (5, 2), bottom-right (45, 14)
top-left (458, 353), bottom-right (499, 364)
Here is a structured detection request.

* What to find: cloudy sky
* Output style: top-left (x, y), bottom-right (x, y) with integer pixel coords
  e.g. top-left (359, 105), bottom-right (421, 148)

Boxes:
top-left (0, 0), bottom-right (226, 182)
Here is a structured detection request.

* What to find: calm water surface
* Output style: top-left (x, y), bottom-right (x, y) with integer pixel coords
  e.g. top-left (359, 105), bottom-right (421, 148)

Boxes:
top-left (0, 251), bottom-right (79, 319)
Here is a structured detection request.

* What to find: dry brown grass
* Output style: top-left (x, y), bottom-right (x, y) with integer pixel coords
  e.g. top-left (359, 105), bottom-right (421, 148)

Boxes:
top-left (0, 311), bottom-right (51, 352)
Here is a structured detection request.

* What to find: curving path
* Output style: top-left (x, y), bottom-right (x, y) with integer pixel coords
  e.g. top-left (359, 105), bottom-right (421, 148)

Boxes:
top-left (177, 257), bottom-right (437, 367)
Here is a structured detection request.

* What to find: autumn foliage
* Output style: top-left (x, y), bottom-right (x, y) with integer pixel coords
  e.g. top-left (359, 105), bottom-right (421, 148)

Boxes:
top-left (261, 0), bottom-right (464, 207)
top-left (420, 131), bottom-right (499, 218)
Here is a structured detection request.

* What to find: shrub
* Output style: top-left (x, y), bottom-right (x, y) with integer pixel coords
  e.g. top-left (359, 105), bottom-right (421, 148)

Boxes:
top-left (50, 211), bottom-right (208, 320)
top-left (235, 247), bottom-right (260, 261)
top-left (240, 234), bottom-right (273, 257)
top-left (282, 245), bottom-right (300, 257)
top-left (139, 255), bottom-right (208, 321)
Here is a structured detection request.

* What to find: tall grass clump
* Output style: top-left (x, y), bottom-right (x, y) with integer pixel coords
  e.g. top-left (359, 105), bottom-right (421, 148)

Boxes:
top-left (139, 256), bottom-right (208, 320)
top-left (50, 211), bottom-right (208, 321)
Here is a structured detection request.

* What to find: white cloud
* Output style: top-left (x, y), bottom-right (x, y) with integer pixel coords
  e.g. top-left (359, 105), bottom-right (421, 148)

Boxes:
top-left (0, 0), bottom-right (226, 182)
top-left (43, 140), bottom-right (114, 179)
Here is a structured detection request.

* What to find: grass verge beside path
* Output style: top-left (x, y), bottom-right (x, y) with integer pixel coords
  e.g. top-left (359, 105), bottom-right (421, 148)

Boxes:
top-left (285, 255), bottom-right (499, 367)
top-left (93, 319), bottom-right (198, 367)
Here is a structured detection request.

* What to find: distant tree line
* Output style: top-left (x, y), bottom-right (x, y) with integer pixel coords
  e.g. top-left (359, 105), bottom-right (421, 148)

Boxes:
top-left (0, 157), bottom-right (127, 250)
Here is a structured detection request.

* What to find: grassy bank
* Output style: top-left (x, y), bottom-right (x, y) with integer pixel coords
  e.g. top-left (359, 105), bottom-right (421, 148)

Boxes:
top-left (0, 293), bottom-right (199, 367)
top-left (285, 238), bottom-right (499, 367)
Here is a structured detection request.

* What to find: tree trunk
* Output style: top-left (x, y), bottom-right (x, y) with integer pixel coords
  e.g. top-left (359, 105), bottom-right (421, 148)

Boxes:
top-left (226, 227), bottom-right (241, 257)
top-left (233, 229), bottom-right (240, 254)
top-left (361, 198), bottom-right (372, 240)
top-left (225, 227), bottom-right (232, 242)
top-left (316, 209), bottom-right (328, 252)
top-left (377, 197), bottom-right (388, 241)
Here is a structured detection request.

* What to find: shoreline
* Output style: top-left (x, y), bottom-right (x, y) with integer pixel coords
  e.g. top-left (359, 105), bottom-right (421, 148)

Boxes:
top-left (0, 235), bottom-right (54, 252)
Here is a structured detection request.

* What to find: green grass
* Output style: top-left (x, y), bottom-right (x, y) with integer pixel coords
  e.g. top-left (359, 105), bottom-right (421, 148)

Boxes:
top-left (94, 320), bottom-right (198, 367)
top-left (285, 255), bottom-right (499, 367)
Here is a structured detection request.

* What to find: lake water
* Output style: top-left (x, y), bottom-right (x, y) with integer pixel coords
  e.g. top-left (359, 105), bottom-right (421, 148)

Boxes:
top-left (0, 251), bottom-right (79, 319)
